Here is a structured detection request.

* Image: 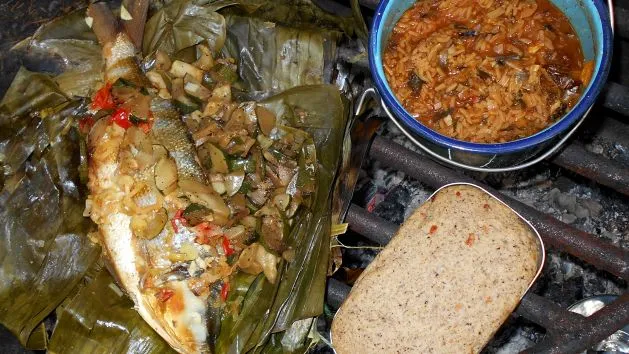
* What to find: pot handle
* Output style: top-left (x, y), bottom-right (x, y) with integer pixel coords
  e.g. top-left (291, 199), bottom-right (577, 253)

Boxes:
top-left (608, 0), bottom-right (615, 34)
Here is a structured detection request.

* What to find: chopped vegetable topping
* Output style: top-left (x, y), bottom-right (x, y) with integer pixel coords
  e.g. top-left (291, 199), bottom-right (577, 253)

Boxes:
top-left (220, 281), bottom-right (230, 301)
top-left (110, 108), bottom-right (132, 129)
top-left (156, 288), bottom-right (174, 302)
top-left (222, 236), bottom-right (234, 257)
top-left (91, 83), bottom-right (116, 110)
top-left (79, 116), bottom-right (95, 134)
top-left (171, 209), bottom-right (187, 233)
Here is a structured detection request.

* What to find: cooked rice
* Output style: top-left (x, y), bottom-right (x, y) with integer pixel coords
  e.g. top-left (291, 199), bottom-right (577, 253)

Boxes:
top-left (384, 0), bottom-right (594, 143)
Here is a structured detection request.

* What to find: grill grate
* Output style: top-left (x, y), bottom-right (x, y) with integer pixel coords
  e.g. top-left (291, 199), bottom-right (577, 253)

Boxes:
top-left (325, 1), bottom-right (629, 353)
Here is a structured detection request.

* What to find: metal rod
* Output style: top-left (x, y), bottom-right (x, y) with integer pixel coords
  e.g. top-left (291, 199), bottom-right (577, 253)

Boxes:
top-left (601, 82), bottom-right (629, 118)
top-left (516, 293), bottom-right (586, 334)
top-left (550, 142), bottom-right (629, 196)
top-left (369, 136), bottom-right (629, 281)
top-left (327, 278), bottom-right (351, 309)
top-left (347, 204), bottom-right (397, 245)
top-left (358, 0), bottom-right (379, 10)
top-left (616, 6), bottom-right (629, 39)
top-left (524, 293), bottom-right (629, 354)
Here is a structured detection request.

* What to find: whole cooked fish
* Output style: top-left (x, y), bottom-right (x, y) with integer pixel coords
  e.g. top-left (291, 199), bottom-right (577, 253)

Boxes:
top-left (86, 3), bottom-right (217, 353)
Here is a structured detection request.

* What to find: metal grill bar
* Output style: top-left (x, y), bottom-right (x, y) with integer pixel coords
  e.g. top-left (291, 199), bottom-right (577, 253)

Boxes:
top-left (601, 82), bottom-right (629, 118)
top-left (522, 293), bottom-right (629, 354)
top-left (369, 136), bottom-right (629, 280)
top-left (550, 142), bottom-right (629, 196)
top-left (617, 6), bottom-right (629, 39)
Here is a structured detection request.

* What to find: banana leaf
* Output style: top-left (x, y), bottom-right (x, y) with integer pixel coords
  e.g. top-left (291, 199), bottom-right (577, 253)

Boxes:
top-left (143, 0), bottom-right (227, 57)
top-left (211, 0), bottom-right (367, 38)
top-left (0, 68), bottom-right (101, 349)
top-left (12, 9), bottom-right (103, 98)
top-left (48, 265), bottom-right (176, 354)
top-left (222, 16), bottom-right (339, 94)
top-left (214, 85), bottom-right (348, 352)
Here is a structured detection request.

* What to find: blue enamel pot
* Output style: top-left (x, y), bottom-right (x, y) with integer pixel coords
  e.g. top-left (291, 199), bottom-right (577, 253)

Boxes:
top-left (369, 0), bottom-right (614, 172)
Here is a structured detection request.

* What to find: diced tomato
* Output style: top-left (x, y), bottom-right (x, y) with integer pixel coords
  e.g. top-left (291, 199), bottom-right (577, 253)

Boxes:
top-left (110, 108), bottom-right (132, 129)
top-left (465, 233), bottom-right (476, 247)
top-left (91, 83), bottom-right (116, 110)
top-left (171, 209), bottom-right (187, 233)
top-left (78, 116), bottom-right (95, 134)
top-left (220, 282), bottom-right (230, 301)
top-left (222, 236), bottom-right (234, 256)
top-left (156, 288), bottom-right (174, 302)
top-left (138, 120), bottom-right (152, 133)
top-left (195, 222), bottom-right (217, 244)
top-left (429, 225), bottom-right (438, 234)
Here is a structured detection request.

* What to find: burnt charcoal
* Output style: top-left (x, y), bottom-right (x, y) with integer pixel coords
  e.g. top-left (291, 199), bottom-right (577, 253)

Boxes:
top-left (373, 185), bottom-right (410, 224)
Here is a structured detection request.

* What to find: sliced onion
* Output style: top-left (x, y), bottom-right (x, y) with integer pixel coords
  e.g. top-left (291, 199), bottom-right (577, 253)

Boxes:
top-left (225, 171), bottom-right (245, 197)
top-left (210, 173), bottom-right (226, 195)
top-left (273, 194), bottom-right (290, 211)
top-left (156, 50), bottom-right (172, 71)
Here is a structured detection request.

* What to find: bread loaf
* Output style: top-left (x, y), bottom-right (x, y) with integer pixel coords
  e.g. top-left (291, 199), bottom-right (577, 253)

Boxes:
top-left (331, 184), bottom-right (542, 354)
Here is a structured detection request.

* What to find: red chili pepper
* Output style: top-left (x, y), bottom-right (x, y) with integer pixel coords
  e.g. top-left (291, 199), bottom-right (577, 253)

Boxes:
top-left (222, 236), bottom-right (234, 256)
top-left (156, 288), bottom-right (174, 302)
top-left (110, 108), bottom-right (132, 129)
top-left (91, 83), bottom-right (116, 110)
top-left (78, 116), bottom-right (95, 134)
top-left (171, 209), bottom-right (187, 233)
top-left (220, 282), bottom-right (230, 301)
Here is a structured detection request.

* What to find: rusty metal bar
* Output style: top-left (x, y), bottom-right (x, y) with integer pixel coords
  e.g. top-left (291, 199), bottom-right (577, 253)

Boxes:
top-left (369, 136), bottom-right (629, 281)
top-left (601, 82), bottom-right (629, 118)
top-left (617, 6), bottom-right (629, 40)
top-left (550, 142), bottom-right (629, 196)
top-left (327, 278), bottom-right (351, 309)
top-left (523, 293), bottom-right (629, 354)
top-left (516, 293), bottom-right (585, 333)
top-left (358, 0), bottom-right (379, 9)
top-left (346, 204), bottom-right (397, 245)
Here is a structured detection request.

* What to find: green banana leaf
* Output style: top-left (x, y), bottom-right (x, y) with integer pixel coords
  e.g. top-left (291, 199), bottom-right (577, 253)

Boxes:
top-left (0, 68), bottom-right (101, 350)
top-left (143, 0), bottom-right (228, 57)
top-left (48, 265), bottom-right (176, 354)
top-left (211, 0), bottom-right (367, 38)
top-left (12, 9), bottom-right (103, 98)
top-left (222, 16), bottom-right (339, 94)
